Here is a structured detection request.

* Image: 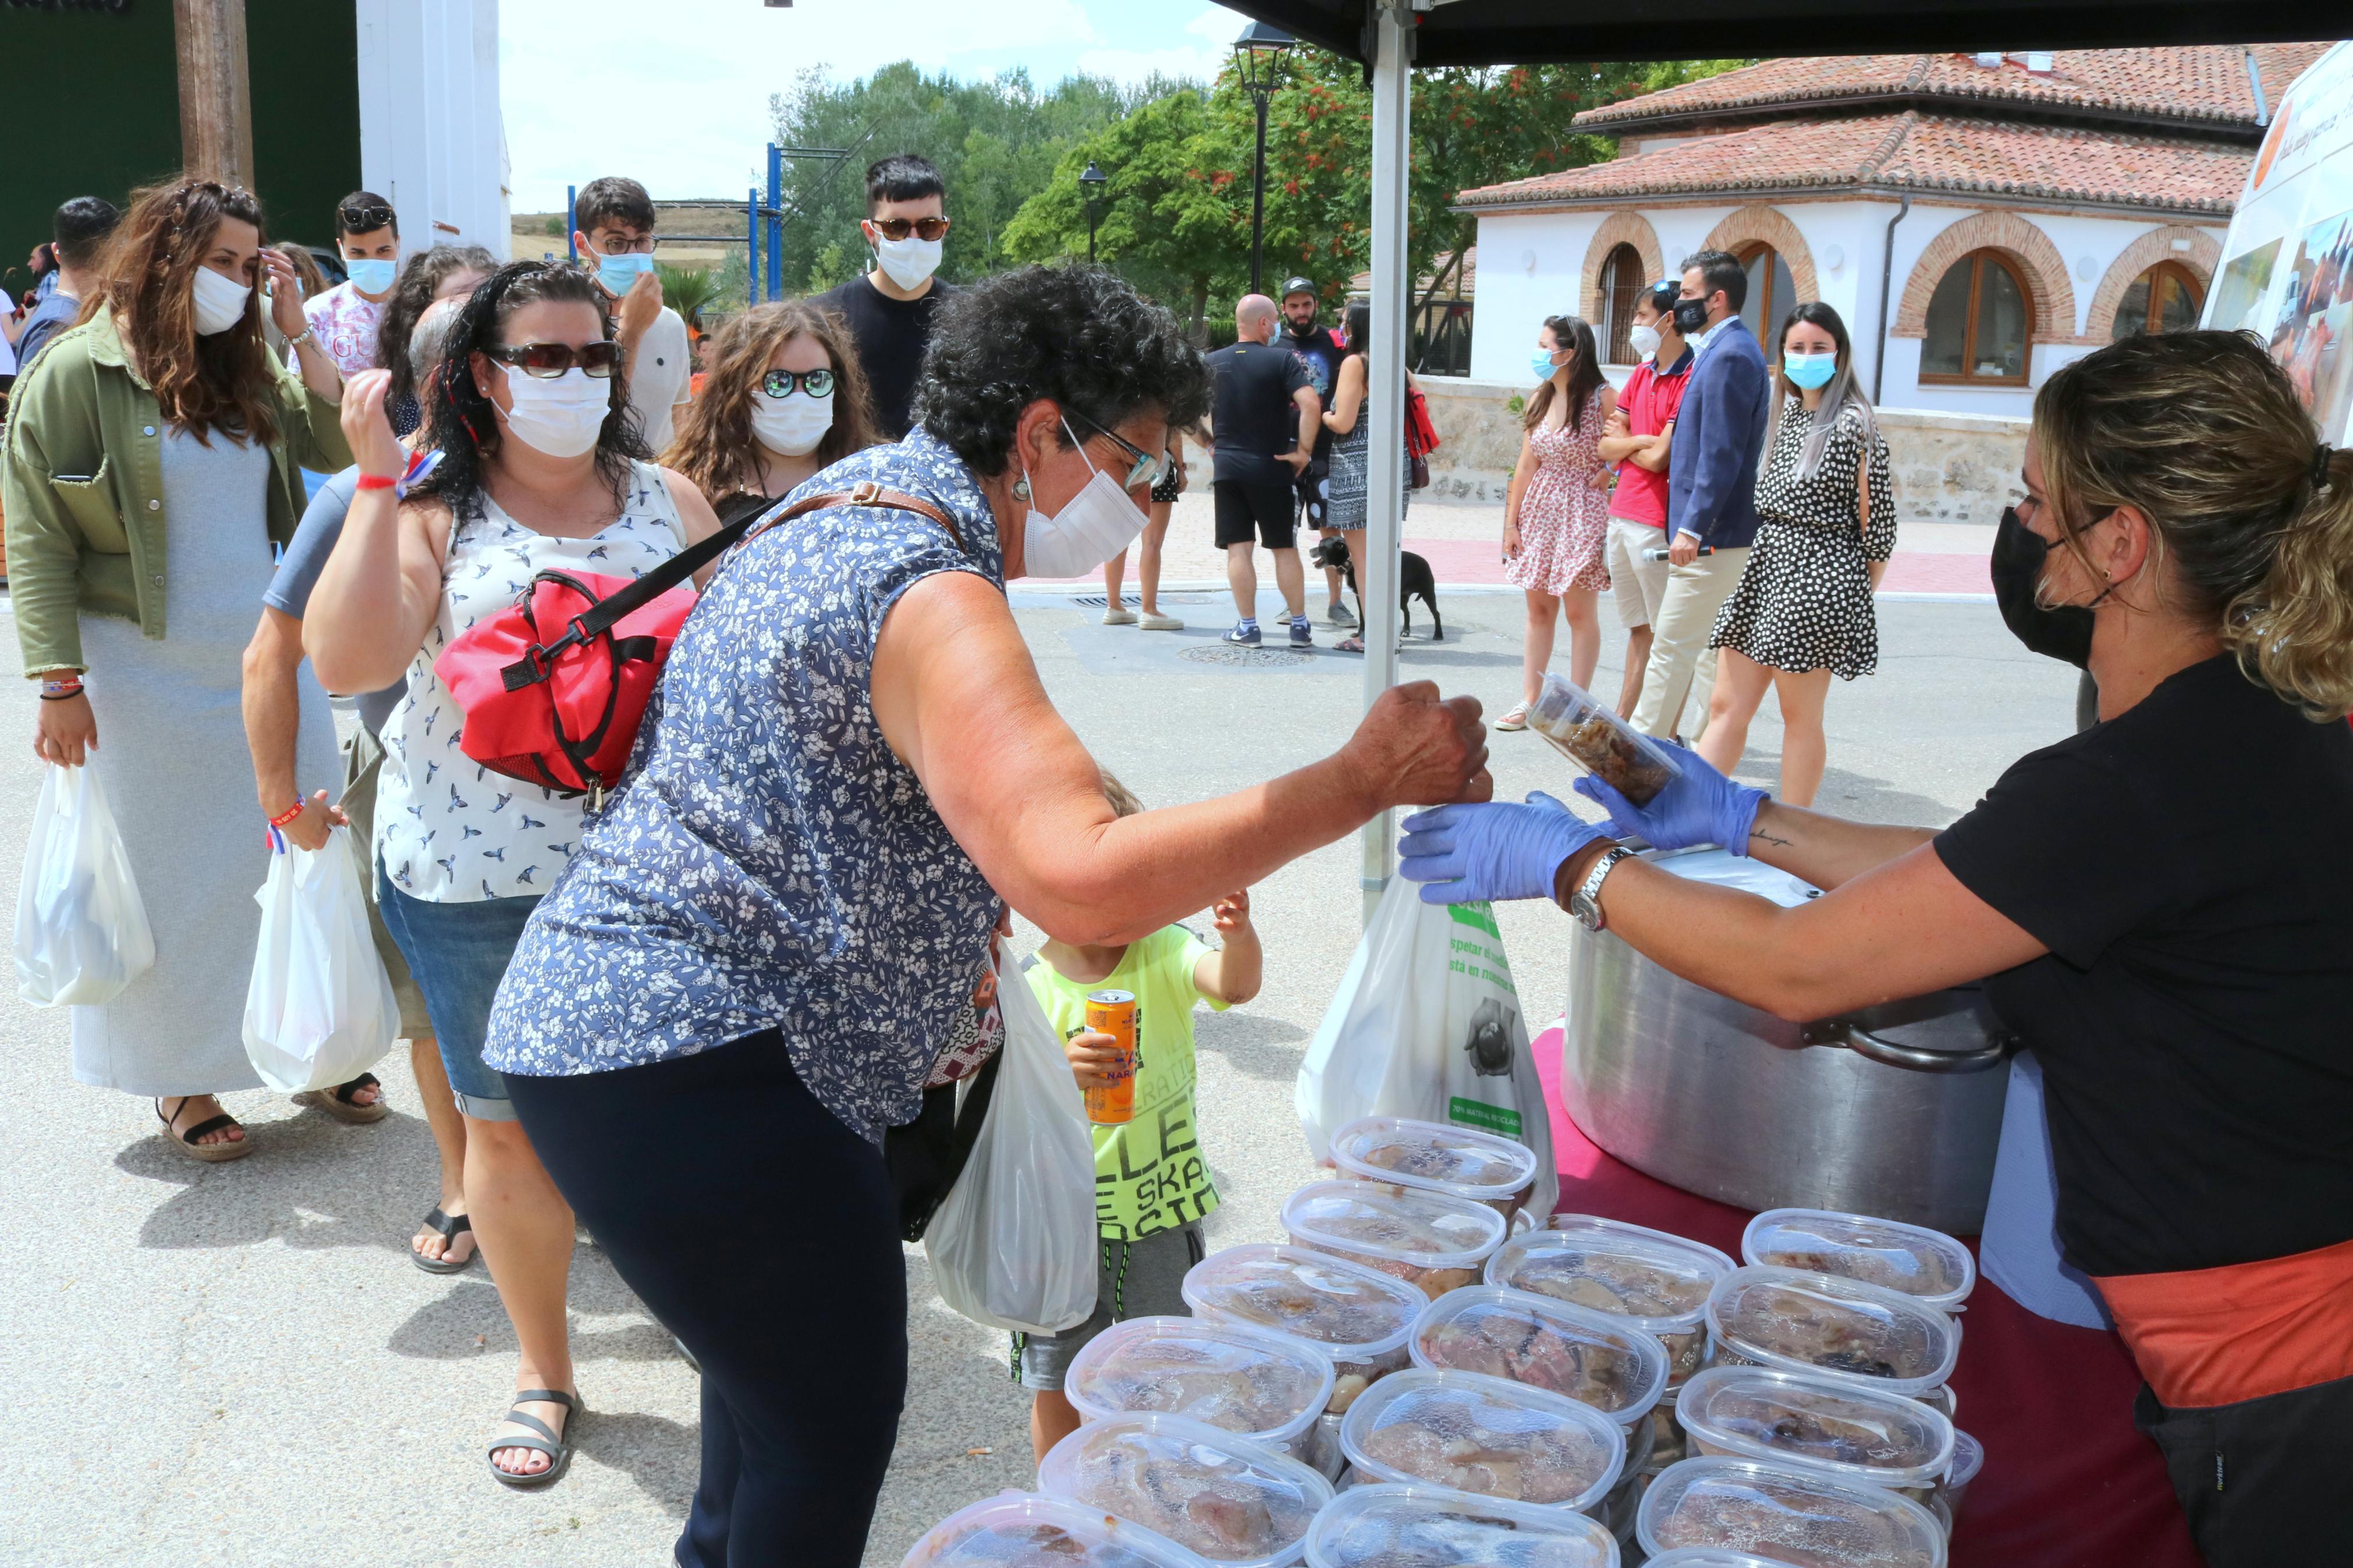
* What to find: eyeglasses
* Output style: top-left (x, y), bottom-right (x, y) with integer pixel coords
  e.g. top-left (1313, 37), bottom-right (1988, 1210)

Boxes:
top-left (339, 204), bottom-right (395, 233)
top-left (1065, 407), bottom-right (1166, 491)
top-left (761, 368), bottom-right (835, 400)
top-left (487, 340), bottom-right (625, 379)
top-left (869, 217), bottom-right (949, 242)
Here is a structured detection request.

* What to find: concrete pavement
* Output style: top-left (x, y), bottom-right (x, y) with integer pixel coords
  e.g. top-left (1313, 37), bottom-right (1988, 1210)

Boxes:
top-left (0, 581), bottom-right (2077, 1566)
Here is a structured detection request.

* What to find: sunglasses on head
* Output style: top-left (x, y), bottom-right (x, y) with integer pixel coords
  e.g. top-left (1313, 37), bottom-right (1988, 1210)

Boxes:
top-left (487, 340), bottom-right (625, 379)
top-left (1064, 407), bottom-right (1166, 492)
top-left (869, 216), bottom-right (949, 243)
top-left (761, 368), bottom-right (835, 400)
top-left (339, 204), bottom-right (395, 233)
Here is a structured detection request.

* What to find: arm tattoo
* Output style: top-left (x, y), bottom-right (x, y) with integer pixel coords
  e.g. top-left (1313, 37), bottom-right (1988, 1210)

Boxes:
top-left (1749, 825), bottom-right (1793, 848)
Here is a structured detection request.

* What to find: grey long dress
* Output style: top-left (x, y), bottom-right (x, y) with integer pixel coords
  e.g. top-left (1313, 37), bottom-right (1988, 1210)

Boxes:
top-left (70, 427), bottom-right (340, 1096)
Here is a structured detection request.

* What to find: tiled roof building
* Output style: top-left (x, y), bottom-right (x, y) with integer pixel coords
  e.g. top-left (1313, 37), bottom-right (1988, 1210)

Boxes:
top-left (1453, 46), bottom-right (2333, 418)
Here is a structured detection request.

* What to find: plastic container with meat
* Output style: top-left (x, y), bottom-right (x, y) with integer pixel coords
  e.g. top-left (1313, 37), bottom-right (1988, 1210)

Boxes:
top-left (1702, 1267), bottom-right (1962, 1402)
top-left (1409, 1285), bottom-right (1669, 1431)
top-left (1499, 1218), bottom-right (1736, 1389)
top-left (1741, 1210), bottom-right (1976, 1314)
top-left (1282, 1181), bottom-right (1509, 1301)
top-left (1183, 1244), bottom-right (1429, 1414)
top-left (1527, 672), bottom-right (1683, 807)
top-left (901, 1491), bottom-right (1212, 1568)
top-left (1066, 1316), bottom-right (1336, 1455)
top-left (1037, 1414), bottom-right (1335, 1568)
top-left (1329, 1116), bottom-right (1541, 1219)
top-left (1635, 1456), bottom-right (1946, 1568)
top-left (1673, 1366), bottom-right (1953, 1503)
top-left (1932, 1430), bottom-right (1983, 1526)
top-left (1641, 1551), bottom-right (1804, 1568)
top-left (1339, 1367), bottom-right (1627, 1512)
top-left (1302, 1482), bottom-right (1622, 1568)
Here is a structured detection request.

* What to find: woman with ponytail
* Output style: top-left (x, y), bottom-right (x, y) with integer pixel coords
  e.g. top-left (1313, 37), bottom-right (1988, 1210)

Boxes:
top-left (1398, 329), bottom-right (2353, 1562)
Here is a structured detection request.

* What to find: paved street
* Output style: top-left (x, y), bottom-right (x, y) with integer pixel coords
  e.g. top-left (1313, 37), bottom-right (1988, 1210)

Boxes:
top-left (0, 548), bottom-right (2077, 1567)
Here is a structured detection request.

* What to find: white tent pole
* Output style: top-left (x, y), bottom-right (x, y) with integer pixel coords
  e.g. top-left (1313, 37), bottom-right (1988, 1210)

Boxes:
top-left (1360, 0), bottom-right (1411, 926)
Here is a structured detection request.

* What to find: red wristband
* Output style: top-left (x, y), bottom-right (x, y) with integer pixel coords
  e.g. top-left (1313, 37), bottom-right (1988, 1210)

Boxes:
top-left (267, 801), bottom-right (306, 829)
top-left (355, 472), bottom-right (399, 490)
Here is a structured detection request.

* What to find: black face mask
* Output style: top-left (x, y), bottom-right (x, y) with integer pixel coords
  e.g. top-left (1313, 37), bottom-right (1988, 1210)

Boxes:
top-left (1671, 296), bottom-right (1710, 336)
top-left (1990, 506), bottom-right (2093, 669)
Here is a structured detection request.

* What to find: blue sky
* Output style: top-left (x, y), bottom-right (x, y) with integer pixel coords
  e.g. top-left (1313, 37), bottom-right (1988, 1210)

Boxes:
top-left (501, 0), bottom-right (1250, 213)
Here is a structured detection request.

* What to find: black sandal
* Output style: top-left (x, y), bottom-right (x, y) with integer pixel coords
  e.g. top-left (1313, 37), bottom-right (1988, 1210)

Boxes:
top-left (411, 1207), bottom-right (477, 1275)
top-left (487, 1389), bottom-right (582, 1488)
top-left (155, 1098), bottom-right (253, 1164)
top-left (293, 1072), bottom-right (388, 1125)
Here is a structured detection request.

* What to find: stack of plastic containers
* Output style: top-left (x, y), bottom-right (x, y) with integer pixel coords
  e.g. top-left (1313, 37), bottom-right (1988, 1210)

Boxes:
top-left (1303, 1484), bottom-right (1619, 1568)
top-left (899, 1492), bottom-right (1213, 1567)
top-left (1674, 1366), bottom-right (1954, 1506)
top-left (1336, 1367), bottom-right (1626, 1510)
top-left (1280, 1180), bottom-right (1509, 1299)
top-left (1741, 1209), bottom-right (1978, 1315)
top-left (1036, 1413), bottom-right (1335, 1567)
top-left (1328, 1115), bottom-right (1542, 1221)
top-left (1635, 1455), bottom-right (1946, 1568)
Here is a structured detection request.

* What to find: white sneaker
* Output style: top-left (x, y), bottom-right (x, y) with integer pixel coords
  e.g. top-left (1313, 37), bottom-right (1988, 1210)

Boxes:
top-left (1102, 605), bottom-right (1138, 626)
top-left (1138, 610), bottom-right (1184, 631)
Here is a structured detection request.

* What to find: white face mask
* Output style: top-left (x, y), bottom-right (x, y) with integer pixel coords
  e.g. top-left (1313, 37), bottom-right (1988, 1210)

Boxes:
top-left (190, 265), bottom-right (253, 336)
top-left (496, 366), bottom-right (609, 458)
top-left (872, 233), bottom-right (943, 291)
top-left (1019, 417), bottom-right (1149, 578)
top-left (750, 387), bottom-right (833, 458)
top-left (1628, 322), bottom-right (1663, 359)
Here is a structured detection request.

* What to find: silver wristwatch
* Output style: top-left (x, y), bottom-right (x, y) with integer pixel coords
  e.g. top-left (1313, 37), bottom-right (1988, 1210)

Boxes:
top-left (1568, 846), bottom-right (1633, 931)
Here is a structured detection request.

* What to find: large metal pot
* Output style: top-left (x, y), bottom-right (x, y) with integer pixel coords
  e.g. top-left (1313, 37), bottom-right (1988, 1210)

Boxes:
top-left (1560, 847), bottom-right (2012, 1234)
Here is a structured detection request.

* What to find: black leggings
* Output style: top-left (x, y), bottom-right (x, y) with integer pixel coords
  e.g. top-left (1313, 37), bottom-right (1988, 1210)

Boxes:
top-left (507, 1032), bottom-right (907, 1567)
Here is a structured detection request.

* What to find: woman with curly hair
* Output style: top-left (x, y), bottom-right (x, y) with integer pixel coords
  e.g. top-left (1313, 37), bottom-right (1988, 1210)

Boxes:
top-left (1, 177), bottom-right (352, 1159)
top-left (303, 259), bottom-right (723, 1489)
top-left (662, 297), bottom-right (882, 524)
top-left (376, 243), bottom-right (496, 434)
top-left (474, 264), bottom-right (1490, 1565)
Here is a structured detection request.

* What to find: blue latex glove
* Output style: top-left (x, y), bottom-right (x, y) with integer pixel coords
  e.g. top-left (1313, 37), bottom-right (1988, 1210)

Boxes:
top-left (1570, 739), bottom-right (1768, 855)
top-left (1398, 791), bottom-right (1606, 904)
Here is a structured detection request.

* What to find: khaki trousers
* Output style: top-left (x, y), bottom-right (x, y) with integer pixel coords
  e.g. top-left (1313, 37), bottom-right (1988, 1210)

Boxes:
top-left (1629, 545), bottom-right (1751, 741)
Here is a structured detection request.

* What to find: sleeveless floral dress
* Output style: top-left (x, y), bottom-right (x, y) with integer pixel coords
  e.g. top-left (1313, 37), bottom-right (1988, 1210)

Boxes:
top-left (1504, 386), bottom-right (1612, 596)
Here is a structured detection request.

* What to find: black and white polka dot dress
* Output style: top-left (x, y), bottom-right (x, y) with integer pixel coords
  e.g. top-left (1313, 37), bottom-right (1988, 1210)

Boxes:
top-left (1709, 396), bottom-right (1896, 680)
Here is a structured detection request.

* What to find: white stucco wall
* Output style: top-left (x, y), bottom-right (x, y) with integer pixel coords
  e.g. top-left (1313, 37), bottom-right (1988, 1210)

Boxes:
top-left (356, 0), bottom-right (510, 258)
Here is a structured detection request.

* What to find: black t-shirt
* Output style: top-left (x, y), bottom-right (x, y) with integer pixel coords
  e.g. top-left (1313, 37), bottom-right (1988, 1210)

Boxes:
top-left (1934, 654), bottom-right (2353, 1278)
top-left (1282, 323), bottom-right (1345, 463)
top-left (1205, 340), bottom-right (1312, 486)
top-left (812, 272), bottom-right (959, 440)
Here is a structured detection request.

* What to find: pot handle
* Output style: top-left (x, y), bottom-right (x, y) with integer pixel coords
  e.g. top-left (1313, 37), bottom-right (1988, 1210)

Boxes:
top-left (1828, 1022), bottom-right (2013, 1075)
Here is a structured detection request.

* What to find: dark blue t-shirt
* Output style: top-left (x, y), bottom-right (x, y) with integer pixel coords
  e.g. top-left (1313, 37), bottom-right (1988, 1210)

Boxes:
top-left (262, 465), bottom-right (406, 735)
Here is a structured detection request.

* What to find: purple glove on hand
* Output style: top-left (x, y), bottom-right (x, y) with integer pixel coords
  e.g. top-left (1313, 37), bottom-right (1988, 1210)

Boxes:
top-left (1570, 739), bottom-right (1768, 855)
top-left (1398, 791), bottom-right (1606, 904)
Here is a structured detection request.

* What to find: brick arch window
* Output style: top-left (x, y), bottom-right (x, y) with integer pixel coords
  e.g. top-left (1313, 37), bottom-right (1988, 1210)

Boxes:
top-left (1599, 243), bottom-right (1645, 364)
top-left (1922, 249), bottom-right (2033, 385)
top-left (1738, 243), bottom-right (1800, 358)
top-left (2112, 260), bottom-right (2205, 340)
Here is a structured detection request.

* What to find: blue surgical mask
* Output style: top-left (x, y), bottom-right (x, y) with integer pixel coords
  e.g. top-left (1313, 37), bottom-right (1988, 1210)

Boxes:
top-left (1783, 350), bottom-right (1838, 390)
top-left (1531, 348), bottom-right (1563, 382)
top-left (594, 250), bottom-right (655, 296)
top-left (345, 257), bottom-right (397, 295)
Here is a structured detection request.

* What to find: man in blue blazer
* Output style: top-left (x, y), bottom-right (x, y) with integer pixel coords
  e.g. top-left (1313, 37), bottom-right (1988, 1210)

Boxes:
top-left (1631, 249), bottom-right (1770, 740)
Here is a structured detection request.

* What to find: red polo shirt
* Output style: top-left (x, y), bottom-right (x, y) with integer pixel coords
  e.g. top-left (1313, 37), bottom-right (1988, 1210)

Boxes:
top-left (1608, 347), bottom-right (1693, 528)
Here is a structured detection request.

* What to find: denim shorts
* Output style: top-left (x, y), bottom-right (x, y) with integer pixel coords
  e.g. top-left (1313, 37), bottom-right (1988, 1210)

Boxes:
top-left (374, 862), bottom-right (540, 1121)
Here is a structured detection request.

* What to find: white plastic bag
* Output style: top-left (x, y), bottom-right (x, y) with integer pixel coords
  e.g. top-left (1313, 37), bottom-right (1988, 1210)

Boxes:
top-left (14, 763), bottom-right (155, 1007)
top-left (925, 950), bottom-right (1099, 1336)
top-left (1297, 880), bottom-right (1559, 1218)
top-left (242, 824), bottom-right (400, 1093)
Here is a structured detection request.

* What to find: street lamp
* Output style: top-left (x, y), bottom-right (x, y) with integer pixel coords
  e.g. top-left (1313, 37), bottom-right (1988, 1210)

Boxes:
top-left (1233, 20), bottom-right (1294, 296)
top-left (1080, 160), bottom-right (1109, 263)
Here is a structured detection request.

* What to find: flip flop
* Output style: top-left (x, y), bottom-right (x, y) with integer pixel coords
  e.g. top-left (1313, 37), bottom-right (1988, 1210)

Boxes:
top-left (155, 1097), bottom-right (253, 1164)
top-left (411, 1206), bottom-right (477, 1275)
top-left (293, 1072), bottom-right (388, 1124)
top-left (487, 1389), bottom-right (582, 1489)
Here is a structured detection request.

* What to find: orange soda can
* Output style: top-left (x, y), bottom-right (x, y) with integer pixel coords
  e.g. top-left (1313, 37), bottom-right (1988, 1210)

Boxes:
top-left (1084, 989), bottom-right (1138, 1125)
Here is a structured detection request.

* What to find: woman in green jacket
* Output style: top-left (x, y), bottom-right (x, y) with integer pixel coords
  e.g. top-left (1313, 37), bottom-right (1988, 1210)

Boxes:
top-left (2, 178), bottom-right (355, 1160)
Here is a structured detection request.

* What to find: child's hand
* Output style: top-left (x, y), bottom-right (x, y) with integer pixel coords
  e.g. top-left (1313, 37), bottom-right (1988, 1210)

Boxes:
top-left (1064, 1029), bottom-right (1126, 1089)
top-left (1212, 890), bottom-right (1252, 933)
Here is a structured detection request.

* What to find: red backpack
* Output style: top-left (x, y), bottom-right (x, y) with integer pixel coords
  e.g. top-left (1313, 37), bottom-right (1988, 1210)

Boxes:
top-left (435, 481), bottom-right (959, 800)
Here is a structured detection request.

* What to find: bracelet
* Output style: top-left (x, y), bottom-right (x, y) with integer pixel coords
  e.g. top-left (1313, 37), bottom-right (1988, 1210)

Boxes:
top-left (286, 328), bottom-right (317, 353)
top-left (267, 800), bottom-right (306, 829)
top-left (40, 676), bottom-right (83, 696)
top-left (355, 472), bottom-right (398, 490)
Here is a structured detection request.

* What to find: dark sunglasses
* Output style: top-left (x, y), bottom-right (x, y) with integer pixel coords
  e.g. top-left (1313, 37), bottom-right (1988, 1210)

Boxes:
top-left (869, 216), bottom-right (949, 242)
top-left (339, 203), bottom-right (395, 233)
top-left (761, 368), bottom-right (835, 400)
top-left (487, 340), bottom-right (625, 379)
top-left (1065, 407), bottom-right (1166, 491)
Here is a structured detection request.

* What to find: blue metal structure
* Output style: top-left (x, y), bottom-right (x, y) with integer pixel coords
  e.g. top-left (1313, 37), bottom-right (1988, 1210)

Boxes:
top-left (565, 184), bottom-right (577, 261)
top-left (766, 144), bottom-right (786, 302)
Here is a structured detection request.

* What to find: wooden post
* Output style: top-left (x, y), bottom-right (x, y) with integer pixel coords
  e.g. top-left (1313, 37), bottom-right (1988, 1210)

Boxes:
top-left (174, 0), bottom-right (255, 187)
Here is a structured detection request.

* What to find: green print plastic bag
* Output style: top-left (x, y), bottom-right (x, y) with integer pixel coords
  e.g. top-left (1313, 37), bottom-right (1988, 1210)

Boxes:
top-left (1296, 879), bottom-right (1559, 1218)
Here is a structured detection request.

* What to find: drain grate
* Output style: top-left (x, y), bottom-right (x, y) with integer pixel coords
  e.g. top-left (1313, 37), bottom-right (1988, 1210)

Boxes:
top-left (1178, 645), bottom-right (1314, 669)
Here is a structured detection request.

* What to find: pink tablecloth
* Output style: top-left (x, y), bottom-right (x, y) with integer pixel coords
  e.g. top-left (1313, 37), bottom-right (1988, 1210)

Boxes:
top-left (1527, 1022), bottom-right (2201, 1568)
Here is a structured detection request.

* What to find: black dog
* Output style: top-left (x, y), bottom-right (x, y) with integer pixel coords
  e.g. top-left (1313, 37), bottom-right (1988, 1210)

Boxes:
top-left (1311, 535), bottom-right (1443, 642)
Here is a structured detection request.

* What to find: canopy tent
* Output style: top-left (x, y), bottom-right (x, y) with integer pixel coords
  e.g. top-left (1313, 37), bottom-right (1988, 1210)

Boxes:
top-left (1211, 0), bottom-right (2326, 917)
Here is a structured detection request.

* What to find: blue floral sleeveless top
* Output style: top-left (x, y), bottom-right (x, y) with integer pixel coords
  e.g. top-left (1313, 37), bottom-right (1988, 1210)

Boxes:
top-left (481, 431), bottom-right (1005, 1142)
